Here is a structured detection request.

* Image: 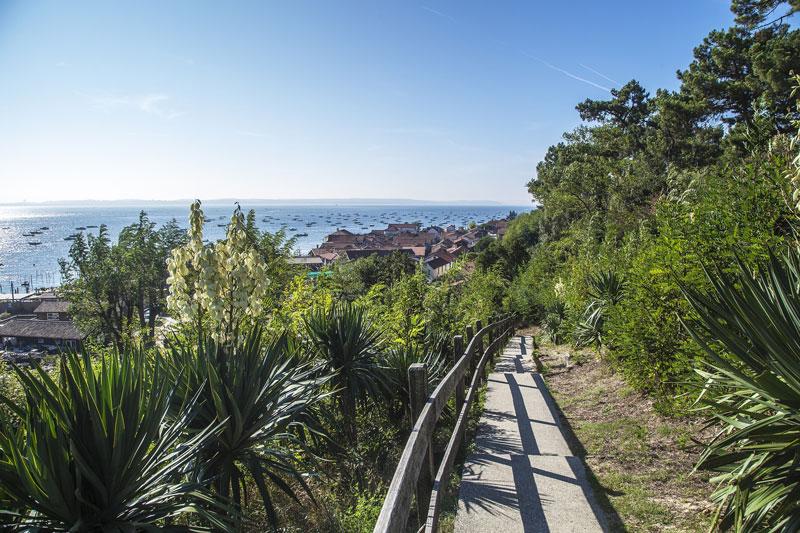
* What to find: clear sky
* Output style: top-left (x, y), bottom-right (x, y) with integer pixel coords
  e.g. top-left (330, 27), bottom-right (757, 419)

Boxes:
top-left (0, 1), bottom-right (735, 205)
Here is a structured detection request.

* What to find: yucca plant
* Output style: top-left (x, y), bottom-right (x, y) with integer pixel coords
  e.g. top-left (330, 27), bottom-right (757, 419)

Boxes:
top-left (0, 350), bottom-right (231, 531)
top-left (164, 327), bottom-right (331, 527)
top-left (303, 301), bottom-right (386, 445)
top-left (683, 249), bottom-right (800, 532)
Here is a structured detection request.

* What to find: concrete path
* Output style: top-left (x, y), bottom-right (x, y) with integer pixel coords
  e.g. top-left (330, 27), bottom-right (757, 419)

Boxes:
top-left (455, 336), bottom-right (608, 533)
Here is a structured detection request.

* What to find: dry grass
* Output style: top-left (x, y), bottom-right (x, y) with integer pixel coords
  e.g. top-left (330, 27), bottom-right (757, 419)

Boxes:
top-left (522, 326), bottom-right (717, 533)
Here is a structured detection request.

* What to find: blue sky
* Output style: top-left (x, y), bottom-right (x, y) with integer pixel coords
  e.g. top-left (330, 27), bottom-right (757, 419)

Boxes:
top-left (0, 1), bottom-right (735, 205)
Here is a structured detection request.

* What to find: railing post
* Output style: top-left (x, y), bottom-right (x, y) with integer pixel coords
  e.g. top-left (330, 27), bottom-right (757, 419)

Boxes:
top-left (475, 320), bottom-right (483, 384)
top-left (409, 363), bottom-right (433, 526)
top-left (453, 335), bottom-right (465, 408)
top-left (466, 325), bottom-right (475, 379)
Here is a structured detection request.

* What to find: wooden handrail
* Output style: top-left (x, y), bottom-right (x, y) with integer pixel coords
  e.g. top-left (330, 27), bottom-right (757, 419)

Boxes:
top-left (425, 323), bottom-right (513, 532)
top-left (373, 314), bottom-right (515, 533)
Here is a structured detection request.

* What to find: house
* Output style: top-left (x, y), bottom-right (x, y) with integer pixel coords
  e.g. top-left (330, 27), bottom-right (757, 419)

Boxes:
top-left (324, 229), bottom-right (356, 243)
top-left (0, 316), bottom-right (83, 349)
top-left (34, 300), bottom-right (71, 321)
top-left (405, 246), bottom-right (427, 260)
top-left (385, 223), bottom-right (420, 236)
top-left (288, 255), bottom-right (325, 271)
top-left (424, 250), bottom-right (456, 280)
top-left (0, 294), bottom-right (84, 350)
top-left (341, 248), bottom-right (415, 261)
top-left (483, 219), bottom-right (509, 238)
top-left (424, 226), bottom-right (444, 239)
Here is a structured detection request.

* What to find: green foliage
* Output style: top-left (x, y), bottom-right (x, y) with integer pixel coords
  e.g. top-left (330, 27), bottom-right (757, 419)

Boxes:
top-left (379, 343), bottom-right (447, 422)
top-left (331, 251), bottom-right (416, 300)
top-left (0, 350), bottom-right (231, 530)
top-left (543, 301), bottom-right (566, 345)
top-left (335, 491), bottom-right (385, 533)
top-left (163, 327), bottom-right (329, 527)
top-left (475, 210), bottom-right (541, 279)
top-left (59, 213), bottom-right (188, 347)
top-left (574, 270), bottom-right (625, 350)
top-left (684, 248), bottom-right (800, 532)
top-left (304, 301), bottom-right (386, 444)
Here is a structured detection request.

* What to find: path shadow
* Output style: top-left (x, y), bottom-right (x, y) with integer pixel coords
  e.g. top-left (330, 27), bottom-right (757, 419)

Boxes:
top-left (531, 373), bottom-right (625, 532)
top-left (511, 453), bottom-right (550, 533)
top-left (505, 372), bottom-right (539, 455)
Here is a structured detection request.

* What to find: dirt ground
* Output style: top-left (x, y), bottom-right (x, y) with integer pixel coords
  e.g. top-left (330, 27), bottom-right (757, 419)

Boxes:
top-left (519, 326), bottom-right (717, 533)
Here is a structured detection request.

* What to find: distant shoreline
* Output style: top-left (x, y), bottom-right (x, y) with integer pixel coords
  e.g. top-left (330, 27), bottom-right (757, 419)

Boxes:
top-left (0, 198), bottom-right (528, 208)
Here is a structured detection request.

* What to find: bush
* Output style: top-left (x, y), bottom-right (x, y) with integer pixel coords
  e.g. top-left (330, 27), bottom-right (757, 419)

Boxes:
top-left (0, 350), bottom-right (231, 530)
top-left (685, 248), bottom-right (800, 531)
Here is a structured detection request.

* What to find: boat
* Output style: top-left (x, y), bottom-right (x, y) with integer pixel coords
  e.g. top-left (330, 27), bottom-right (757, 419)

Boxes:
top-left (296, 232), bottom-right (309, 237)
top-left (86, 225), bottom-right (98, 228)
top-left (28, 241), bottom-right (42, 246)
top-left (75, 226), bottom-right (86, 230)
top-left (39, 226), bottom-right (49, 230)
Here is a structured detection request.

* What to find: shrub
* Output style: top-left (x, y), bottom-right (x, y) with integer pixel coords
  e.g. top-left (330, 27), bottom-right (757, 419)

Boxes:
top-left (684, 249), bottom-right (800, 531)
top-left (164, 327), bottom-right (330, 527)
top-left (0, 350), bottom-right (231, 530)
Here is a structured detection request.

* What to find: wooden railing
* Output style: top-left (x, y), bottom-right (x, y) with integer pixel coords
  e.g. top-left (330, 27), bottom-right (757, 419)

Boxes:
top-left (373, 314), bottom-right (516, 533)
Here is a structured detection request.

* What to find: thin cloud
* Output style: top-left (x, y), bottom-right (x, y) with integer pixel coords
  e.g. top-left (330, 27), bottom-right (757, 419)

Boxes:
top-left (579, 63), bottom-right (620, 86)
top-left (520, 52), bottom-right (611, 92)
top-left (88, 93), bottom-right (184, 119)
top-left (421, 5), bottom-right (457, 23)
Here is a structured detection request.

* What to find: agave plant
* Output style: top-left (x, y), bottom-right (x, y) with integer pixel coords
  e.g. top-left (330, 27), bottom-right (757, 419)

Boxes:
top-left (575, 269), bottom-right (625, 349)
top-left (379, 343), bottom-right (448, 422)
top-left (163, 327), bottom-right (331, 527)
top-left (543, 301), bottom-right (566, 344)
top-left (0, 350), bottom-right (231, 531)
top-left (586, 269), bottom-right (625, 305)
top-left (303, 301), bottom-right (386, 444)
top-left (683, 249), bottom-right (800, 532)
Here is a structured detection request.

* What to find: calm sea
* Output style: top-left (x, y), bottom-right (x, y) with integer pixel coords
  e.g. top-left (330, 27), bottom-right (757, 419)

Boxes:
top-left (0, 203), bottom-right (526, 293)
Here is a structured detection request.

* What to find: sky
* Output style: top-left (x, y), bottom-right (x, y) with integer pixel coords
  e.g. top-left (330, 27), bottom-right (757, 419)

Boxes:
top-left (0, 1), bottom-right (736, 205)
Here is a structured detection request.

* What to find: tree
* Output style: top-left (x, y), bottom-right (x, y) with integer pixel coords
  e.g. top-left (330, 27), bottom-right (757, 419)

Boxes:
top-left (59, 213), bottom-right (188, 347)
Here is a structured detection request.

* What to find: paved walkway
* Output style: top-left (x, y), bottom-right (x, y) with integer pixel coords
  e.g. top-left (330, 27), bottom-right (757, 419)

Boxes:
top-left (455, 335), bottom-right (608, 532)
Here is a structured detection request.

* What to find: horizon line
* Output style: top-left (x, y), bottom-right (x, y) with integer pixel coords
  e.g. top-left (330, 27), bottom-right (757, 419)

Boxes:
top-left (0, 197), bottom-right (533, 207)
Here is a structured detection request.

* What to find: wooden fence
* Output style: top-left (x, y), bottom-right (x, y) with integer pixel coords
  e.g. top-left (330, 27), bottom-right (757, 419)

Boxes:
top-left (373, 314), bottom-right (516, 533)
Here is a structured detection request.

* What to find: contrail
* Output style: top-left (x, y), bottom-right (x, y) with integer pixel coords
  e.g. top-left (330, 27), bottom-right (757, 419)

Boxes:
top-left (420, 5), bottom-right (612, 93)
top-left (579, 63), bottom-right (620, 86)
top-left (520, 52), bottom-right (611, 92)
top-left (421, 6), bottom-right (457, 23)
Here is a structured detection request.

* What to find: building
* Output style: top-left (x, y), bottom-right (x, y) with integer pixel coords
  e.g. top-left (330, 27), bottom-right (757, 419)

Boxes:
top-left (33, 300), bottom-right (71, 321)
top-left (0, 294), bottom-right (84, 349)
top-left (424, 250), bottom-right (456, 280)
top-left (288, 255), bottom-right (325, 271)
top-left (0, 316), bottom-right (83, 349)
top-left (385, 223), bottom-right (420, 236)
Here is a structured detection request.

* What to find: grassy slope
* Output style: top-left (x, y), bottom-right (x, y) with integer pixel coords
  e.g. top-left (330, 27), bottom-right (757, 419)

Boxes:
top-left (527, 328), bottom-right (716, 532)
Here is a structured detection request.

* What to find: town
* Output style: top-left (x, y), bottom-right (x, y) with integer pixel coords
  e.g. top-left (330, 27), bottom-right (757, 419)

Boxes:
top-left (0, 216), bottom-right (511, 362)
top-left (294, 218), bottom-right (509, 279)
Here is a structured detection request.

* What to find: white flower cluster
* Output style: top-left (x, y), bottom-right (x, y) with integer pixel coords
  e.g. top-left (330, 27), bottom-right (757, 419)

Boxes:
top-left (166, 201), bottom-right (270, 342)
